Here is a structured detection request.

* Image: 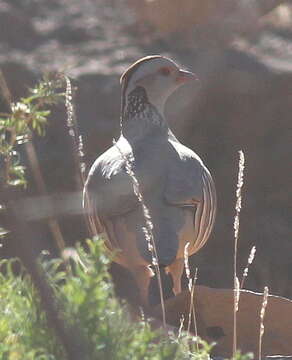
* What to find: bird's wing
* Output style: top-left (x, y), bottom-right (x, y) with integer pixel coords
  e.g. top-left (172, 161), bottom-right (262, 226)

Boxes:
top-left (83, 140), bottom-right (140, 258)
top-left (164, 140), bottom-right (217, 256)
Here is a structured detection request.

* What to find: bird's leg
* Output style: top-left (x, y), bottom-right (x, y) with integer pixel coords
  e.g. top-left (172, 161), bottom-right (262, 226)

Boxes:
top-left (166, 258), bottom-right (184, 295)
top-left (132, 265), bottom-right (154, 306)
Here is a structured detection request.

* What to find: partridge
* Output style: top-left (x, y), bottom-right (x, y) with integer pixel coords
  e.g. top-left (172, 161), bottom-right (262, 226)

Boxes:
top-left (83, 55), bottom-right (216, 305)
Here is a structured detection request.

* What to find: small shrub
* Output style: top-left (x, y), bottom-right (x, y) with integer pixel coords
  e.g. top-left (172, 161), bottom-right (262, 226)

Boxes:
top-left (0, 237), bottom-right (213, 359)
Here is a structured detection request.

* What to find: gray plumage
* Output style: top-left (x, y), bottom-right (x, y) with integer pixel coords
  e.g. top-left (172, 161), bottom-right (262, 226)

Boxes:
top-left (83, 56), bottom-right (216, 303)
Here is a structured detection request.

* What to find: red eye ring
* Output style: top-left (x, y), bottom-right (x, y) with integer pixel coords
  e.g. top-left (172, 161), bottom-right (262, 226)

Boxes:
top-left (159, 67), bottom-right (171, 76)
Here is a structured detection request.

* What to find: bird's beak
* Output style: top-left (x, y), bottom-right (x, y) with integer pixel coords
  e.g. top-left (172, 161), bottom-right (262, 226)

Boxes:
top-left (176, 69), bottom-right (197, 84)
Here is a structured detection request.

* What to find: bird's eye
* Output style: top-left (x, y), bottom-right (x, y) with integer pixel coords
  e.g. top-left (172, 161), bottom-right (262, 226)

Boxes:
top-left (159, 67), bottom-right (171, 76)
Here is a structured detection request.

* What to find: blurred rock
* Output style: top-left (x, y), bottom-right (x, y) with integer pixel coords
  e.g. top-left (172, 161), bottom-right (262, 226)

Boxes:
top-left (0, 3), bottom-right (41, 50)
top-left (126, 0), bottom-right (288, 46)
top-left (181, 48), bottom-right (292, 298)
top-left (0, 61), bottom-right (36, 100)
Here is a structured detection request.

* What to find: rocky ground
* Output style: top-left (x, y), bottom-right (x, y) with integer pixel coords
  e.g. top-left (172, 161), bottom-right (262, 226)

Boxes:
top-left (1, 0), bottom-right (292, 302)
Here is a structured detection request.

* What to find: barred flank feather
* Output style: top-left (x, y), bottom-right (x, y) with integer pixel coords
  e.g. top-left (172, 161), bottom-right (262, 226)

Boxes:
top-left (192, 168), bottom-right (216, 254)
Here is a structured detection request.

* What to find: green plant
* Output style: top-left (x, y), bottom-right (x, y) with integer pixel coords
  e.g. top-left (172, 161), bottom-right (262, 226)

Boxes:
top-left (0, 237), bottom-right (214, 360)
top-left (0, 73), bottom-right (64, 188)
top-left (0, 72), bottom-right (65, 247)
top-left (0, 258), bottom-right (64, 359)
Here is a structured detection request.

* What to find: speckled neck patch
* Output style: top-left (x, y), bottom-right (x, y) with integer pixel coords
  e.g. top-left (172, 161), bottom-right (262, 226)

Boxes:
top-left (123, 86), bottom-right (163, 126)
top-left (124, 86), bottom-right (147, 118)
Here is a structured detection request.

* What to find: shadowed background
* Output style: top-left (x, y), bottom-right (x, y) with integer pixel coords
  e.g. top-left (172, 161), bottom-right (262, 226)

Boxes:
top-left (1, 0), bottom-right (292, 301)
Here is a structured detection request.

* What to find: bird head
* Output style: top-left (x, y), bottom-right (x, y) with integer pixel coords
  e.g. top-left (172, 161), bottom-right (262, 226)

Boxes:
top-left (120, 55), bottom-right (197, 117)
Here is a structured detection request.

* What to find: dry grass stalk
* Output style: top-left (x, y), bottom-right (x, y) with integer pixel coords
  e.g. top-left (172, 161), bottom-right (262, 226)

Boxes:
top-left (191, 269), bottom-right (199, 351)
top-left (184, 242), bottom-right (191, 291)
top-left (233, 275), bottom-right (240, 358)
top-left (241, 245), bottom-right (256, 289)
top-left (258, 286), bottom-right (269, 360)
top-left (114, 141), bottom-right (166, 328)
top-left (186, 285), bottom-right (193, 334)
top-left (63, 76), bottom-right (102, 240)
top-left (233, 150), bottom-right (245, 358)
top-left (234, 276), bottom-right (240, 313)
top-left (184, 243), bottom-right (199, 350)
top-left (178, 314), bottom-right (185, 339)
top-left (139, 306), bottom-right (145, 325)
top-left (63, 75), bottom-right (86, 185)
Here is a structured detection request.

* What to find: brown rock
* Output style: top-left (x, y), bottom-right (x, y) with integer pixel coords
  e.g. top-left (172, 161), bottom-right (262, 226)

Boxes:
top-left (152, 286), bottom-right (292, 357)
